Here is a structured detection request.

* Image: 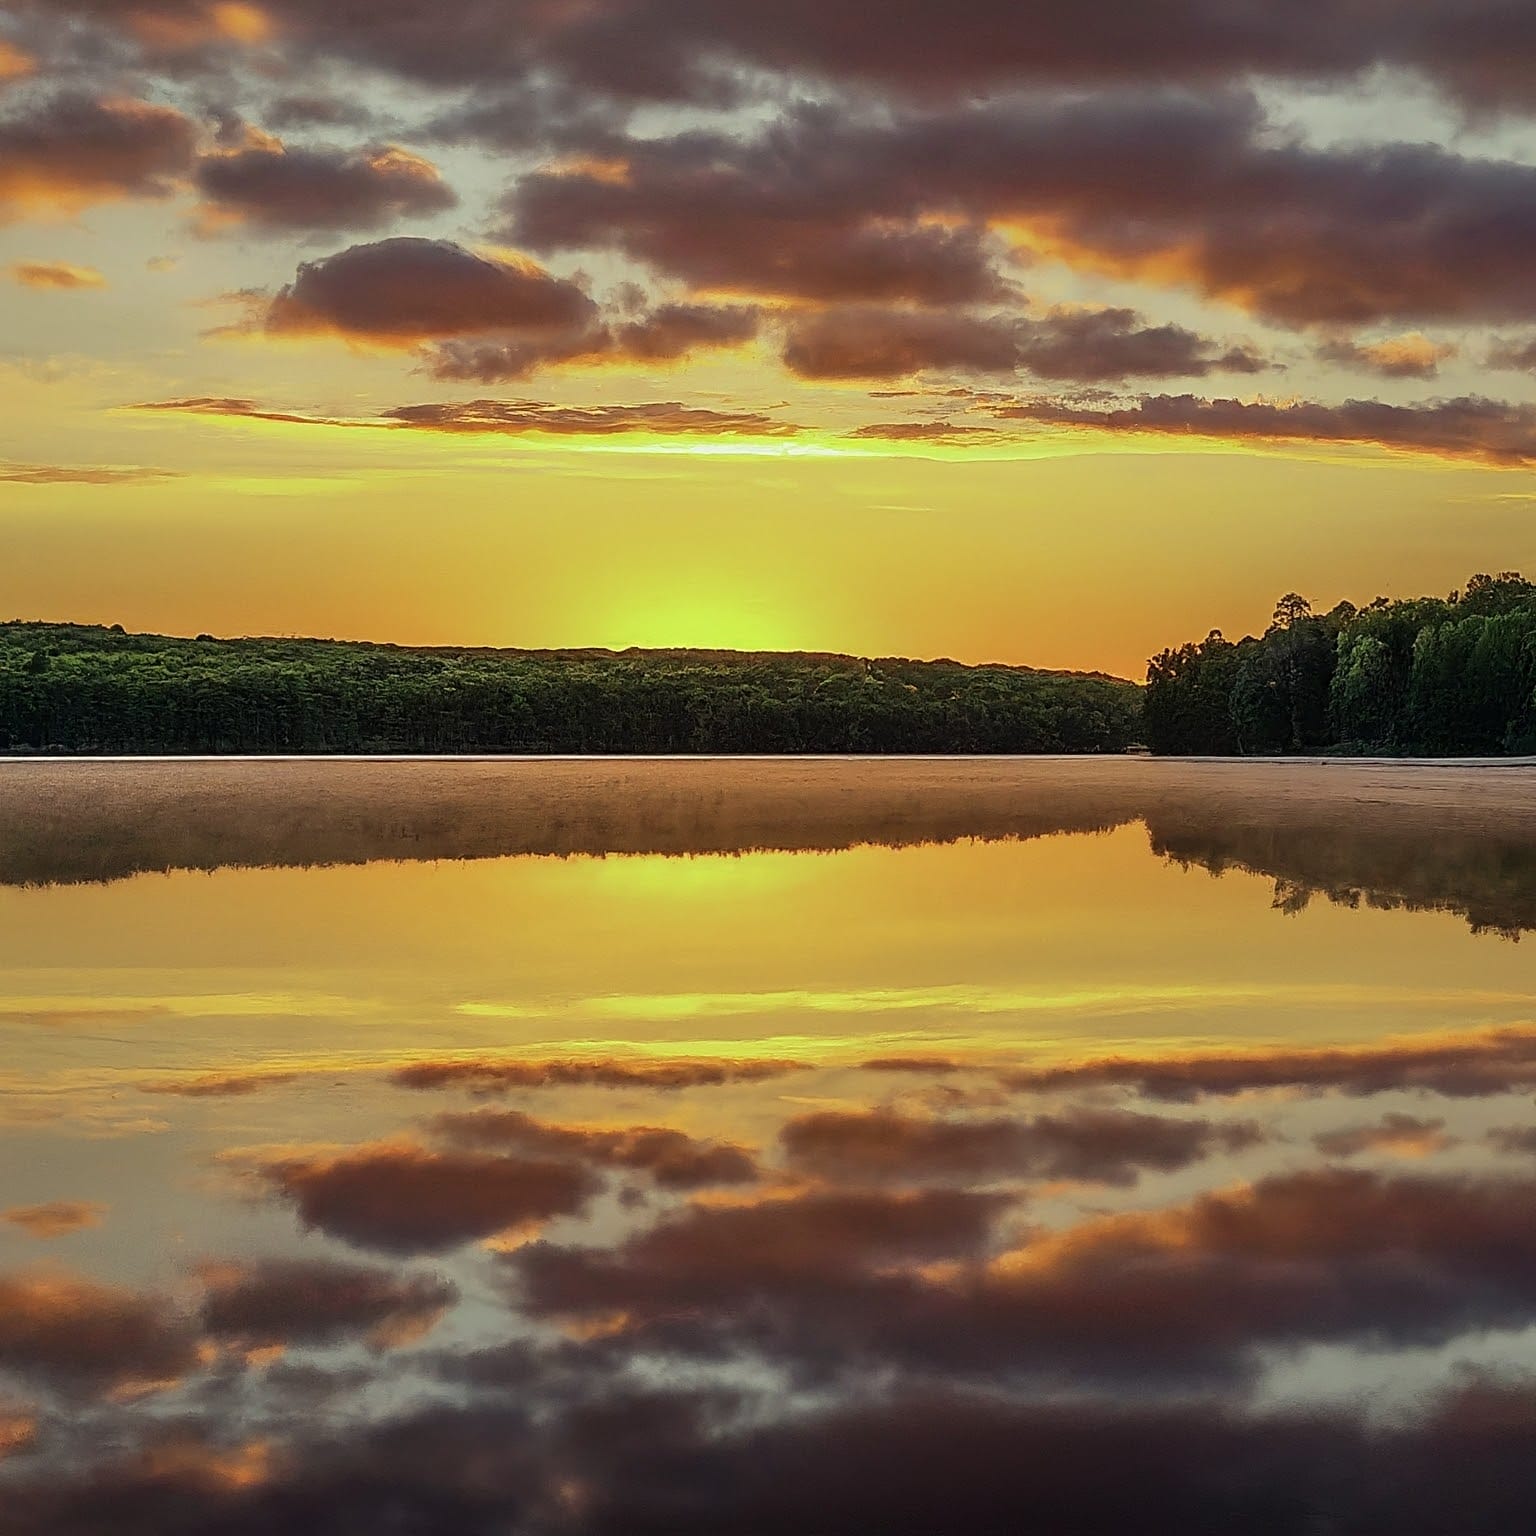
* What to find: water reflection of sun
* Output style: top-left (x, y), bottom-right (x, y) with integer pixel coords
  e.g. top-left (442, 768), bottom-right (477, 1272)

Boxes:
top-left (579, 851), bottom-right (816, 902)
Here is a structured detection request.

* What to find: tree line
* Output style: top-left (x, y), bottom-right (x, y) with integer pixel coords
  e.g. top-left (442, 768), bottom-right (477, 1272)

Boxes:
top-left (1145, 572), bottom-right (1536, 756)
top-left (0, 624), bottom-right (1140, 756)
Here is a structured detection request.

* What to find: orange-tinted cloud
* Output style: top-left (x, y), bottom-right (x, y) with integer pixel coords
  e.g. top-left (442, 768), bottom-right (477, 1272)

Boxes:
top-left (431, 300), bottom-right (761, 381)
top-left (264, 237), bottom-right (595, 346)
top-left (1004, 1025), bottom-right (1536, 1101)
top-left (35, 1), bottom-right (277, 54)
top-left (141, 1071), bottom-right (300, 1097)
top-left (195, 141), bottom-right (455, 233)
top-left (780, 1106), bottom-right (1263, 1187)
top-left (1313, 1112), bottom-right (1457, 1159)
top-left (514, 1167), bottom-right (1536, 1394)
top-left (134, 2), bottom-right (274, 49)
top-left (516, 1186), bottom-right (1011, 1321)
top-left (392, 1055), bottom-right (811, 1093)
top-left (134, 394), bottom-right (806, 438)
top-left (1316, 332), bottom-right (1457, 379)
top-left (0, 39), bottom-right (34, 80)
top-left (198, 1258), bottom-right (455, 1351)
top-left (130, 396), bottom-right (353, 427)
top-left (783, 305), bottom-right (1264, 382)
top-left (989, 393), bottom-right (1536, 469)
top-left (252, 1141), bottom-right (599, 1254)
top-left (431, 1108), bottom-right (760, 1189)
top-left (3, 1201), bottom-right (108, 1238)
top-left (1, 460), bottom-right (176, 484)
top-left (384, 399), bottom-right (802, 437)
top-left (512, 175), bottom-right (1010, 308)
top-left (846, 421), bottom-right (1002, 443)
top-left (0, 1270), bottom-right (198, 1396)
top-left (0, 95), bottom-right (195, 217)
top-left (7, 260), bottom-right (107, 289)
top-left (0, 1410), bottom-right (36, 1462)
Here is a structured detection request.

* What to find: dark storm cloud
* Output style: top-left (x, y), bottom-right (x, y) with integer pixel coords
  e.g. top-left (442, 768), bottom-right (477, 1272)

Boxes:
top-left (194, 140), bottom-right (456, 232)
top-left (17, 1375), bottom-right (1536, 1536)
top-left (27, 1), bottom-right (1536, 112)
top-left (503, 93), bottom-right (1536, 328)
top-left (264, 237), bottom-right (596, 344)
top-left (990, 393), bottom-right (1536, 468)
top-left (430, 1108), bottom-right (759, 1189)
top-left (781, 305), bottom-right (1263, 381)
top-left (198, 1258), bottom-right (456, 1350)
top-left (0, 93), bottom-right (195, 214)
top-left (524, 1376), bottom-right (1536, 1536)
top-left (523, 1), bottom-right (1536, 112)
top-left (779, 1106), bottom-right (1264, 1186)
top-left (508, 153), bottom-right (1012, 308)
top-left (1005, 1025), bottom-right (1536, 1101)
top-left (392, 1055), bottom-right (812, 1093)
top-left (252, 1142), bottom-right (600, 1254)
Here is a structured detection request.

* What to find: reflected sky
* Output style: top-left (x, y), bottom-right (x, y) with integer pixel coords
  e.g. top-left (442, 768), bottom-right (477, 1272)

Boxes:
top-left (4, 761), bottom-right (1536, 1534)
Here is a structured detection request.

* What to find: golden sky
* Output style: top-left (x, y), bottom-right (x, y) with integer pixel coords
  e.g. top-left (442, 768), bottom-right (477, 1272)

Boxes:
top-left (5, 4), bottom-right (1536, 673)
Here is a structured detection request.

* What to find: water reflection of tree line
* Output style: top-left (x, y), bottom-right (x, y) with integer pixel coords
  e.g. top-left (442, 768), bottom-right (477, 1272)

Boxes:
top-left (1148, 816), bottom-right (1536, 938)
top-left (4, 759), bottom-right (1535, 934)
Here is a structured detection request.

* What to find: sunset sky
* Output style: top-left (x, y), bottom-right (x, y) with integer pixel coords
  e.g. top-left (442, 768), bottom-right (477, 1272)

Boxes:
top-left (6, 4), bottom-right (1536, 673)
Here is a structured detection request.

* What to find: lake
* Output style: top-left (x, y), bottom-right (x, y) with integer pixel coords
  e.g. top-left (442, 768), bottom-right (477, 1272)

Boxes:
top-left (4, 758), bottom-right (1536, 1533)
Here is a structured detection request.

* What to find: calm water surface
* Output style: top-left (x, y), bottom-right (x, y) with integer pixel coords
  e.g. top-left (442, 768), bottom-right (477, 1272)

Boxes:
top-left (4, 759), bottom-right (1536, 1533)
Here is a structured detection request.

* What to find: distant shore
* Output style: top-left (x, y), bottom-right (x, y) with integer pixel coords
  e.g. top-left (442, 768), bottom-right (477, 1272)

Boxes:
top-left (4, 752), bottom-right (1536, 766)
top-left (0, 623), bottom-right (1141, 757)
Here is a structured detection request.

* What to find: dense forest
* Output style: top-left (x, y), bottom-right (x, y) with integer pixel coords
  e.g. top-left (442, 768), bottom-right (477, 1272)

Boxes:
top-left (0, 624), bottom-right (1140, 756)
top-left (1145, 572), bottom-right (1536, 757)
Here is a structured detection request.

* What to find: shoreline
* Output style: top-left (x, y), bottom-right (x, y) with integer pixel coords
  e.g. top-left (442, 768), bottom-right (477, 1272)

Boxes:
top-left (3, 753), bottom-right (1536, 767)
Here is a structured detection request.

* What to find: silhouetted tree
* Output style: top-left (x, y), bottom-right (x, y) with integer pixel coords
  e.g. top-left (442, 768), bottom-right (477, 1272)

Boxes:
top-left (1147, 574), bottom-right (1536, 757)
